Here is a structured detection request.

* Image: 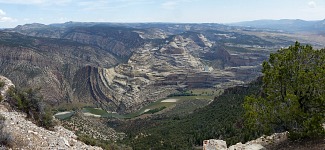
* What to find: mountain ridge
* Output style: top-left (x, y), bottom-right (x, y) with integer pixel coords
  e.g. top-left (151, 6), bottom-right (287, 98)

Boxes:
top-left (229, 19), bottom-right (325, 33)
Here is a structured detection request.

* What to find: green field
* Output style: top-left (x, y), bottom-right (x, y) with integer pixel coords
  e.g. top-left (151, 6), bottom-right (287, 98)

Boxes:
top-left (55, 88), bottom-right (223, 119)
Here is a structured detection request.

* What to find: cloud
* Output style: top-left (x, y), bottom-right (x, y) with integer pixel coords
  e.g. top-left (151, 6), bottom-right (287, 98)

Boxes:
top-left (308, 1), bottom-right (317, 8)
top-left (77, 0), bottom-right (153, 11)
top-left (0, 0), bottom-right (71, 6)
top-left (77, 0), bottom-right (113, 11)
top-left (0, 9), bottom-right (6, 15)
top-left (162, 1), bottom-right (178, 9)
top-left (0, 0), bottom-right (45, 4)
top-left (161, 0), bottom-right (193, 10)
top-left (0, 16), bottom-right (16, 22)
top-left (0, 9), bottom-right (17, 22)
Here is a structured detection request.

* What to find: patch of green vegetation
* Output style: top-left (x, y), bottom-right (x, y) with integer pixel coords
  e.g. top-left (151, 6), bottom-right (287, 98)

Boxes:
top-left (7, 87), bottom-right (55, 129)
top-left (0, 81), bottom-right (5, 88)
top-left (168, 88), bottom-right (221, 98)
top-left (53, 101), bottom-right (92, 112)
top-left (167, 92), bottom-right (196, 97)
top-left (190, 88), bottom-right (222, 96)
top-left (77, 133), bottom-right (130, 150)
top-left (116, 78), bottom-right (263, 149)
top-left (82, 89), bottom-right (220, 119)
top-left (0, 32), bottom-right (35, 48)
top-left (244, 42), bottom-right (325, 139)
top-left (162, 99), bottom-right (210, 117)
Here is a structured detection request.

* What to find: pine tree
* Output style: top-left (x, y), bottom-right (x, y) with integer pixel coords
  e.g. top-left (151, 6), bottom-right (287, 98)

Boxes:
top-left (244, 42), bottom-right (325, 139)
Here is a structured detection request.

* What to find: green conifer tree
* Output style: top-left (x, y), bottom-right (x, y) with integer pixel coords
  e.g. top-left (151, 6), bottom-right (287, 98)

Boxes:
top-left (244, 42), bottom-right (325, 139)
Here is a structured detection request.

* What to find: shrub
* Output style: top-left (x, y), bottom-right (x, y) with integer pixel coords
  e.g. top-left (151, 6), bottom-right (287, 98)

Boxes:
top-left (7, 87), bottom-right (55, 129)
top-left (0, 81), bottom-right (5, 88)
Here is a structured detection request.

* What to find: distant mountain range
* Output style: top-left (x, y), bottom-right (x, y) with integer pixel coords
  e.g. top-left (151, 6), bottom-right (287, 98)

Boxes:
top-left (230, 19), bottom-right (325, 33)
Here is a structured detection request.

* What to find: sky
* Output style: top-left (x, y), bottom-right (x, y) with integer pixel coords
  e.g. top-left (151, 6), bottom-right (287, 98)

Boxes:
top-left (0, 0), bottom-right (325, 28)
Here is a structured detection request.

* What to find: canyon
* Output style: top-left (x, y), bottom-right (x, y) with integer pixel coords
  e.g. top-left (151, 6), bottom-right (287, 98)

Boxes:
top-left (1, 22), bottom-right (324, 113)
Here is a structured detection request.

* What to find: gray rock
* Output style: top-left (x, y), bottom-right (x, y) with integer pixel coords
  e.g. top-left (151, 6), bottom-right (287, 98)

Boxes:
top-left (203, 139), bottom-right (227, 150)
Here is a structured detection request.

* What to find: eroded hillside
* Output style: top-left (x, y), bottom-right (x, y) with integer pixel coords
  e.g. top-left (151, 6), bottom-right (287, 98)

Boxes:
top-left (1, 23), bottom-right (322, 113)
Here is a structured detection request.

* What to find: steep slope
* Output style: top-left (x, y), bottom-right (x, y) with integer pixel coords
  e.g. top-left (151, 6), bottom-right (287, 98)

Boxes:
top-left (115, 78), bottom-right (263, 149)
top-left (0, 31), bottom-right (118, 105)
top-left (0, 106), bottom-right (102, 149)
top-left (0, 75), bottom-right (101, 149)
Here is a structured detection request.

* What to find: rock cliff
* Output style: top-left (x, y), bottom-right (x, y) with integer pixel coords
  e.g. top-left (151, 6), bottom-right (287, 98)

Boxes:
top-left (203, 132), bottom-right (288, 150)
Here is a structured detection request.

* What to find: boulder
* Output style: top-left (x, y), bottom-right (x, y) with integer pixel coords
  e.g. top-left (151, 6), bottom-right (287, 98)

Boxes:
top-left (203, 139), bottom-right (227, 150)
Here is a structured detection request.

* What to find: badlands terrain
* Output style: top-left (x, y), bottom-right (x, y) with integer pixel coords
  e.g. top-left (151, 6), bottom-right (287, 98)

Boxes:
top-left (0, 20), bottom-right (325, 149)
top-left (2, 22), bottom-right (325, 113)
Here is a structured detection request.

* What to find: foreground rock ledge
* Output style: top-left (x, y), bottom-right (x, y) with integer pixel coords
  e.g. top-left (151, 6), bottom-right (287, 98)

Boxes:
top-left (0, 75), bottom-right (102, 149)
top-left (203, 132), bottom-right (288, 150)
top-left (0, 106), bottom-right (102, 149)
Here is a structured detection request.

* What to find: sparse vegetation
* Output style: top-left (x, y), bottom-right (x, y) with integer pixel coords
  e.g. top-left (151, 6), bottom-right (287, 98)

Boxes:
top-left (113, 78), bottom-right (263, 149)
top-left (77, 133), bottom-right (130, 150)
top-left (167, 92), bottom-right (196, 97)
top-left (6, 87), bottom-right (55, 129)
top-left (0, 81), bottom-right (5, 88)
top-left (0, 114), bottom-right (13, 148)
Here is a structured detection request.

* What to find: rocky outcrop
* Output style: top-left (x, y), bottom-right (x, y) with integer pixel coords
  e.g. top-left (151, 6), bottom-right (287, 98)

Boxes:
top-left (0, 76), bottom-right (102, 149)
top-left (203, 139), bottom-right (227, 150)
top-left (0, 106), bottom-right (102, 149)
top-left (203, 132), bottom-right (288, 150)
top-left (0, 76), bottom-right (14, 97)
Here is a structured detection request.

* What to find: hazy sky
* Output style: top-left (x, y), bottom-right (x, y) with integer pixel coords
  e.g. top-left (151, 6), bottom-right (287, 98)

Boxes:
top-left (0, 0), bottom-right (324, 28)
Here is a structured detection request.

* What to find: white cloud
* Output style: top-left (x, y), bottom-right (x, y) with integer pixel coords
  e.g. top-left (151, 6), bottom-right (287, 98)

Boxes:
top-left (162, 1), bottom-right (178, 9)
top-left (77, 0), bottom-right (152, 11)
top-left (0, 16), bottom-right (16, 22)
top-left (308, 1), bottom-right (317, 8)
top-left (0, 9), bottom-right (6, 15)
top-left (0, 0), bottom-right (71, 5)
top-left (0, 9), bottom-right (17, 22)
top-left (161, 0), bottom-right (193, 10)
top-left (0, 0), bottom-right (45, 4)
